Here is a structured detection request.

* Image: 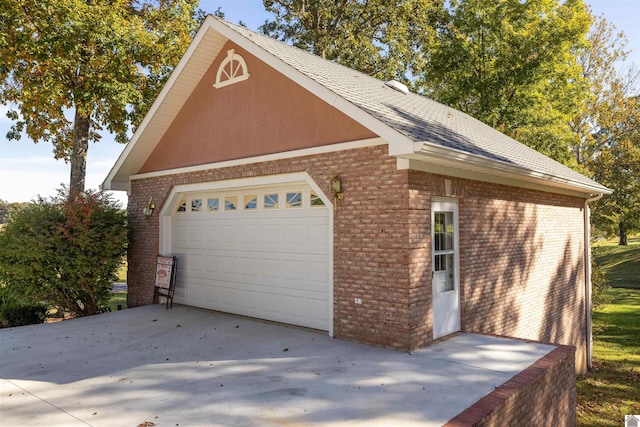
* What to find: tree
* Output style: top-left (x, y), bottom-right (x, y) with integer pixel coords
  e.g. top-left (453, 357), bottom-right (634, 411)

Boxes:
top-left (588, 95), bottom-right (640, 245)
top-left (0, 188), bottom-right (129, 317)
top-left (260, 0), bottom-right (443, 82)
top-left (0, 200), bottom-right (29, 224)
top-left (571, 15), bottom-right (640, 244)
top-left (571, 15), bottom-right (637, 167)
top-left (416, 0), bottom-right (592, 165)
top-left (0, 0), bottom-right (202, 195)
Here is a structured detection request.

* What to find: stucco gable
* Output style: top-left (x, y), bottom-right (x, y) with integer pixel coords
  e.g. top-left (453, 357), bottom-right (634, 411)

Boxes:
top-left (139, 42), bottom-right (376, 174)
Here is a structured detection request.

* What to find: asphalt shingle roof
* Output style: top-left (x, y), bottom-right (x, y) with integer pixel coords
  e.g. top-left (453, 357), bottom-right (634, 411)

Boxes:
top-left (220, 19), bottom-right (608, 193)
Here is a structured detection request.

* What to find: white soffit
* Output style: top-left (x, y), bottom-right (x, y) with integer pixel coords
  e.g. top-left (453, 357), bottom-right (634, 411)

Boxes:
top-left (399, 144), bottom-right (611, 196)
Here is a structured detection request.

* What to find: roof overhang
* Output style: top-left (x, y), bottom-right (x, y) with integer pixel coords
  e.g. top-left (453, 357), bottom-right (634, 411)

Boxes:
top-left (396, 141), bottom-right (612, 197)
top-left (102, 16), bottom-right (611, 200)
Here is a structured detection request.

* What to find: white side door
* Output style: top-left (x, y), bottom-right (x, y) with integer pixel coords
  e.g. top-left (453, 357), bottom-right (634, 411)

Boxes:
top-left (432, 199), bottom-right (461, 339)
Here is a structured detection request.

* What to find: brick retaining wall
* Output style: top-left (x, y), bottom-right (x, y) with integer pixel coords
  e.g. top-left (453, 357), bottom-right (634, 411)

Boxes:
top-left (444, 344), bottom-right (576, 426)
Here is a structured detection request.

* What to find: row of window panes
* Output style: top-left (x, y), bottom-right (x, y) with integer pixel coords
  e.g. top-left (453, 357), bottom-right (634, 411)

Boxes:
top-left (176, 190), bottom-right (325, 213)
top-left (434, 253), bottom-right (453, 272)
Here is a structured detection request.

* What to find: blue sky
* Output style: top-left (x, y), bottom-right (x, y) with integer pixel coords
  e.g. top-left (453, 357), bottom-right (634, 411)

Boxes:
top-left (0, 0), bottom-right (638, 206)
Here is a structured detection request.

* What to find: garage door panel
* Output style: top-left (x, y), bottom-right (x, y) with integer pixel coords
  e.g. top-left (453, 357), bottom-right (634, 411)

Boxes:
top-left (241, 226), bottom-right (260, 243)
top-left (307, 223), bottom-right (329, 247)
top-left (204, 285), bottom-right (220, 303)
top-left (180, 272), bottom-right (327, 295)
top-left (174, 230), bottom-right (327, 255)
top-left (222, 256), bottom-right (239, 277)
top-left (261, 257), bottom-right (281, 279)
top-left (307, 299), bottom-right (329, 322)
top-left (222, 226), bottom-right (239, 245)
top-left (188, 226), bottom-right (203, 244)
top-left (189, 282), bottom-right (205, 301)
top-left (178, 276), bottom-right (329, 313)
top-left (174, 225), bottom-right (188, 243)
top-left (283, 260), bottom-right (304, 281)
top-left (241, 257), bottom-right (260, 277)
top-left (179, 255), bottom-right (329, 287)
top-left (260, 225), bottom-right (281, 246)
top-left (221, 287), bottom-right (238, 306)
top-left (205, 225), bottom-right (222, 244)
top-left (189, 253), bottom-right (204, 272)
top-left (170, 184), bottom-right (330, 331)
top-left (307, 261), bottom-right (329, 284)
top-left (205, 255), bottom-right (222, 274)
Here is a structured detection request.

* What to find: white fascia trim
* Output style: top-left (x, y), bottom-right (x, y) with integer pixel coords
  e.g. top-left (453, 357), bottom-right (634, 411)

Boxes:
top-left (410, 141), bottom-right (612, 196)
top-left (105, 181), bottom-right (131, 193)
top-left (159, 171), bottom-right (335, 337)
top-left (131, 137), bottom-right (387, 182)
top-left (399, 158), bottom-right (592, 198)
top-left (102, 16), bottom-right (219, 191)
top-left (212, 19), bottom-right (415, 156)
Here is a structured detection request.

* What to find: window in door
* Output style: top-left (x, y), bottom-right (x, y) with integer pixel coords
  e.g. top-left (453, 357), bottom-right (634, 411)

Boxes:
top-left (434, 212), bottom-right (455, 292)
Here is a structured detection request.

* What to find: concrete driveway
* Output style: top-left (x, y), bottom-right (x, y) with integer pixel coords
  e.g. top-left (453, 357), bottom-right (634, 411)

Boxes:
top-left (0, 305), bottom-right (555, 426)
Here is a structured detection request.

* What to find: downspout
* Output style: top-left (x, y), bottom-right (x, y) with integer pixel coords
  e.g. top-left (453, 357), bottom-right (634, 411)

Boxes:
top-left (584, 193), bottom-right (603, 371)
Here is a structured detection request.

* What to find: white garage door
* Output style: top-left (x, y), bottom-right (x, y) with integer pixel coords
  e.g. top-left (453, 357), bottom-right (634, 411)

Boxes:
top-left (169, 183), bottom-right (331, 330)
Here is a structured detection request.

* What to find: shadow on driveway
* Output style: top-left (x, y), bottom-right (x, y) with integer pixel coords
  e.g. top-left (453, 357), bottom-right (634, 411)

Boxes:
top-left (0, 305), bottom-right (555, 426)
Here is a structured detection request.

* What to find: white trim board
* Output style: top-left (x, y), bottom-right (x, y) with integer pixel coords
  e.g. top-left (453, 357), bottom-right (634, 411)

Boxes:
top-left (131, 137), bottom-right (387, 183)
top-left (397, 158), bottom-right (601, 199)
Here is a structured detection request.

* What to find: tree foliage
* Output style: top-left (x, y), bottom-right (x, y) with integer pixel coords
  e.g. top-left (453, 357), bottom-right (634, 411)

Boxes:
top-left (260, 0), bottom-right (640, 244)
top-left (571, 15), bottom-right (633, 167)
top-left (571, 15), bottom-right (640, 244)
top-left (0, 0), bottom-right (202, 193)
top-left (0, 200), bottom-right (30, 224)
top-left (589, 105), bottom-right (640, 244)
top-left (260, 0), bottom-right (443, 82)
top-left (416, 0), bottom-right (591, 164)
top-left (0, 189), bottom-right (129, 317)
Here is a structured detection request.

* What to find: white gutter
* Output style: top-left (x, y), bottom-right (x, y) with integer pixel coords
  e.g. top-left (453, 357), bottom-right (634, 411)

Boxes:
top-left (584, 193), bottom-right (603, 371)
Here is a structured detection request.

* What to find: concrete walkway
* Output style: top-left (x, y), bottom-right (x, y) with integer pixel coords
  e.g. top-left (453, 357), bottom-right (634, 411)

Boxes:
top-left (0, 305), bottom-right (555, 427)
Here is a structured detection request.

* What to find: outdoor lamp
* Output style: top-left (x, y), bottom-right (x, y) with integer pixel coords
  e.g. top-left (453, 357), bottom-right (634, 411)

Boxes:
top-left (331, 174), bottom-right (343, 212)
top-left (143, 196), bottom-right (155, 218)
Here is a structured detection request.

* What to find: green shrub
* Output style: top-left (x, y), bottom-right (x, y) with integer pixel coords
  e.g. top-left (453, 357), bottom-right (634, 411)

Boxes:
top-left (0, 188), bottom-right (129, 317)
top-left (0, 301), bottom-right (47, 328)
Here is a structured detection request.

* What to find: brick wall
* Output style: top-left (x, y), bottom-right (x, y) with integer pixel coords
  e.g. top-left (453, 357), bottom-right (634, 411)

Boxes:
top-left (128, 145), bottom-right (588, 366)
top-left (128, 145), bottom-right (414, 349)
top-left (407, 171), bottom-right (587, 371)
top-left (444, 345), bottom-right (576, 426)
top-left (460, 180), bottom-right (587, 372)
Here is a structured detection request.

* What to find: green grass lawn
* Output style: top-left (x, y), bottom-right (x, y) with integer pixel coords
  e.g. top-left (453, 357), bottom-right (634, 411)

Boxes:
top-left (115, 259), bottom-right (127, 282)
top-left (577, 236), bottom-right (640, 426)
top-left (577, 288), bottom-right (640, 426)
top-left (109, 258), bottom-right (127, 311)
top-left (108, 291), bottom-right (127, 312)
top-left (592, 236), bottom-right (640, 289)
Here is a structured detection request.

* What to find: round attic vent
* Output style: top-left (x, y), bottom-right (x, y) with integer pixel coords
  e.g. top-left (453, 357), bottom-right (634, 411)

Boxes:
top-left (385, 80), bottom-right (409, 95)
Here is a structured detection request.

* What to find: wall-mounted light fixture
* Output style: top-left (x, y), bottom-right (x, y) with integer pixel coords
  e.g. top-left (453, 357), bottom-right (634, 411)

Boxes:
top-left (331, 174), bottom-right (344, 212)
top-left (143, 196), bottom-right (155, 218)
